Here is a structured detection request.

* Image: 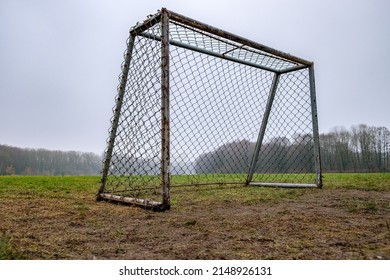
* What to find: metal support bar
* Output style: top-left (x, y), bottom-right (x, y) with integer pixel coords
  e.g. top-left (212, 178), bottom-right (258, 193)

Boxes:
top-left (308, 65), bottom-right (323, 188)
top-left (99, 194), bottom-right (165, 211)
top-left (246, 73), bottom-right (280, 185)
top-left (160, 8), bottom-right (171, 210)
top-left (249, 182), bottom-right (318, 188)
top-left (97, 34), bottom-right (136, 199)
top-left (139, 32), bottom-right (280, 73)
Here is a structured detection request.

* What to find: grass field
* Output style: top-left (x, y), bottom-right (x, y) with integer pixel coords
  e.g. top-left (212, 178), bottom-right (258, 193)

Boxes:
top-left (0, 173), bottom-right (390, 259)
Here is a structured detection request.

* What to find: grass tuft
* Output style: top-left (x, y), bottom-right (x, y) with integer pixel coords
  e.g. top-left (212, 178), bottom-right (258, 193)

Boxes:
top-left (0, 231), bottom-right (25, 260)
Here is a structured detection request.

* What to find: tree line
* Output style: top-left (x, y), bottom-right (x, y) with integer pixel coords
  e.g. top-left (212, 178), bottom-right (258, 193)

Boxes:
top-left (320, 124), bottom-right (389, 172)
top-left (194, 135), bottom-right (314, 174)
top-left (195, 124), bottom-right (390, 174)
top-left (1, 124), bottom-right (389, 176)
top-left (0, 145), bottom-right (102, 175)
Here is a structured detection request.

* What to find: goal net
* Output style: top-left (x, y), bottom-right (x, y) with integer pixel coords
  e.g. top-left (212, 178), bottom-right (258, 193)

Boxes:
top-left (97, 8), bottom-right (322, 210)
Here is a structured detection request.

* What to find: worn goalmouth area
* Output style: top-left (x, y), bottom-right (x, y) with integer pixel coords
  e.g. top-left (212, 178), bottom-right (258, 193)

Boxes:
top-left (97, 8), bottom-right (322, 211)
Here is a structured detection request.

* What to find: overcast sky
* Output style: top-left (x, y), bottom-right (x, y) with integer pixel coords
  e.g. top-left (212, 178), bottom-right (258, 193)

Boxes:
top-left (1, 0), bottom-right (389, 154)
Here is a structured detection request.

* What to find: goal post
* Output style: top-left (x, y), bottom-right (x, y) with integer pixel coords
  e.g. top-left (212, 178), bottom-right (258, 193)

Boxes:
top-left (97, 8), bottom-right (322, 210)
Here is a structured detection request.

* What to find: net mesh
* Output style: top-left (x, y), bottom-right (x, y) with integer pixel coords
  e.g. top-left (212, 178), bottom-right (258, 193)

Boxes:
top-left (103, 22), bottom-right (163, 202)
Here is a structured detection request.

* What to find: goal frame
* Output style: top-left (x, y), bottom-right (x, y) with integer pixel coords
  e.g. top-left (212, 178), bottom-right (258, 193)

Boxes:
top-left (97, 8), bottom-right (322, 211)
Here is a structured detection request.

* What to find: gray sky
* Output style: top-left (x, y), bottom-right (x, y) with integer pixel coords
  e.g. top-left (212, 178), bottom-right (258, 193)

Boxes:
top-left (1, 0), bottom-right (389, 154)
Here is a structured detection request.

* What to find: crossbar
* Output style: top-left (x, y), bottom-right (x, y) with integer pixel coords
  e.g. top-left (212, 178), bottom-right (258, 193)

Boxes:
top-left (249, 182), bottom-right (318, 188)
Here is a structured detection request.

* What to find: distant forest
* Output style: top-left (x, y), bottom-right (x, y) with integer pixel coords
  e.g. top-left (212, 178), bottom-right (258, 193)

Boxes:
top-left (1, 124), bottom-right (389, 176)
top-left (0, 145), bottom-right (101, 175)
top-left (320, 124), bottom-right (389, 172)
top-left (195, 124), bottom-right (390, 174)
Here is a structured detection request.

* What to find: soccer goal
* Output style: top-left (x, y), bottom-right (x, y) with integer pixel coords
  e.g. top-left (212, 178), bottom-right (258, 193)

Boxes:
top-left (97, 8), bottom-right (322, 210)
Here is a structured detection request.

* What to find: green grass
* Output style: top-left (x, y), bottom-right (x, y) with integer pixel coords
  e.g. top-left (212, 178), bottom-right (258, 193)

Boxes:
top-left (322, 173), bottom-right (390, 191)
top-left (1, 173), bottom-right (389, 201)
top-left (0, 173), bottom-right (389, 208)
top-left (0, 176), bottom-right (100, 198)
top-left (105, 173), bottom-right (318, 187)
top-left (1, 173), bottom-right (387, 220)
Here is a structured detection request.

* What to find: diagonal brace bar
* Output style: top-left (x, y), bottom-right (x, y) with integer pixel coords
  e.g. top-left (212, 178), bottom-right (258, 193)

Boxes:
top-left (246, 73), bottom-right (280, 185)
top-left (97, 34), bottom-right (136, 198)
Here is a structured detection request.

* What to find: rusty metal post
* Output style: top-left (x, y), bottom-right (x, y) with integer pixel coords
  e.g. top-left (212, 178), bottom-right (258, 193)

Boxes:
top-left (160, 8), bottom-right (171, 209)
top-left (308, 64), bottom-right (323, 188)
top-left (246, 73), bottom-right (280, 185)
top-left (97, 34), bottom-right (136, 199)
